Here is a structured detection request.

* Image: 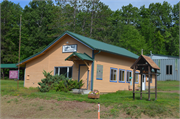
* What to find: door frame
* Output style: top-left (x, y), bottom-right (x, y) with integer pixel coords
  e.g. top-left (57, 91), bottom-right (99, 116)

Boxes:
top-left (78, 64), bottom-right (89, 90)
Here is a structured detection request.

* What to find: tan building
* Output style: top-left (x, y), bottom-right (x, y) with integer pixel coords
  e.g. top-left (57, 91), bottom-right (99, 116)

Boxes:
top-left (18, 31), bottom-right (155, 92)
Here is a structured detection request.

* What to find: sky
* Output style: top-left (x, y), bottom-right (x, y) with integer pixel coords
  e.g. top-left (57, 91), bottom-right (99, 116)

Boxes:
top-left (5, 0), bottom-right (179, 11)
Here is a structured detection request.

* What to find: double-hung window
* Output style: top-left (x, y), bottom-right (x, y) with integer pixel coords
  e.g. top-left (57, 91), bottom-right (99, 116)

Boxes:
top-left (166, 65), bottom-right (172, 75)
top-left (110, 68), bottom-right (117, 82)
top-left (119, 69), bottom-right (125, 83)
top-left (54, 67), bottom-right (72, 78)
top-left (126, 70), bottom-right (132, 83)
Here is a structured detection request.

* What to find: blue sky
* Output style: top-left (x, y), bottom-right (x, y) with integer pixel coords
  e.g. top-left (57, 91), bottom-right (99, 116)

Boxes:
top-left (7, 0), bottom-right (179, 11)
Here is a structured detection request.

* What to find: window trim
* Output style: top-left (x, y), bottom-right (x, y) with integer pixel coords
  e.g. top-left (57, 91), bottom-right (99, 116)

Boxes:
top-left (166, 65), bottom-right (172, 75)
top-left (110, 67), bottom-right (117, 83)
top-left (135, 71), bottom-right (139, 84)
top-left (126, 70), bottom-right (132, 83)
top-left (54, 66), bottom-right (73, 78)
top-left (119, 69), bottom-right (125, 83)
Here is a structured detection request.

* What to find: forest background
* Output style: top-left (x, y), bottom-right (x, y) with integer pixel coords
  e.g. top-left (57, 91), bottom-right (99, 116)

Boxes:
top-left (1, 0), bottom-right (179, 65)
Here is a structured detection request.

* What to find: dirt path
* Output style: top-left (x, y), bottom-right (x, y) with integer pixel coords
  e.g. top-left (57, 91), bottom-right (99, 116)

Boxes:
top-left (0, 95), bottom-right (171, 119)
top-left (1, 95), bottom-right (126, 119)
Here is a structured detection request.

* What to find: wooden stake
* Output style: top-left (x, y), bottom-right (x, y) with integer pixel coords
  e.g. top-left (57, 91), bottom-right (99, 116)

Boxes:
top-left (98, 102), bottom-right (100, 119)
top-left (18, 14), bottom-right (22, 89)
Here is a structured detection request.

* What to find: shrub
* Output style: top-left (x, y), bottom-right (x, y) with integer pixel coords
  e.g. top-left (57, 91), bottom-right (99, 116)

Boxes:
top-left (38, 70), bottom-right (84, 92)
top-left (53, 79), bottom-right (84, 92)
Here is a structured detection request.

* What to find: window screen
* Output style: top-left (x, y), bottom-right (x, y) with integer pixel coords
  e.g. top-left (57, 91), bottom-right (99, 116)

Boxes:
top-left (110, 68), bottom-right (117, 81)
top-left (96, 65), bottom-right (103, 80)
top-left (119, 70), bottom-right (125, 82)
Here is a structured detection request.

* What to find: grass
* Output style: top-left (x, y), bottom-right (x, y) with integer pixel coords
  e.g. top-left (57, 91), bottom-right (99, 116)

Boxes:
top-left (157, 80), bottom-right (179, 91)
top-left (1, 79), bottom-right (179, 118)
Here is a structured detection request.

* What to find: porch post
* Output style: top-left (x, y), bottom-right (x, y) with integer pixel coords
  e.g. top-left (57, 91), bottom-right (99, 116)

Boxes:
top-left (148, 65), bottom-right (151, 101)
top-left (133, 66), bottom-right (136, 100)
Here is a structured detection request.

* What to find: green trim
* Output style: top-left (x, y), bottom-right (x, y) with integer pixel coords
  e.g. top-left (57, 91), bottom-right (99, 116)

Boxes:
top-left (91, 50), bottom-right (94, 91)
top-left (1, 64), bottom-right (18, 68)
top-left (65, 52), bottom-right (93, 61)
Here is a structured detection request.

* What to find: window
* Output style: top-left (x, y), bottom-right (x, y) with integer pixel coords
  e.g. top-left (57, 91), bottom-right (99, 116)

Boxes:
top-left (119, 69), bottom-right (125, 83)
top-left (135, 71), bottom-right (139, 84)
top-left (54, 67), bottom-right (72, 78)
top-left (96, 65), bottom-right (103, 80)
top-left (126, 70), bottom-right (132, 83)
top-left (110, 68), bottom-right (117, 82)
top-left (166, 65), bottom-right (172, 75)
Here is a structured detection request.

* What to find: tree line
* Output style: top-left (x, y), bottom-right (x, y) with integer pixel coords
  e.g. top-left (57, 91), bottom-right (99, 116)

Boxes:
top-left (1, 0), bottom-right (179, 64)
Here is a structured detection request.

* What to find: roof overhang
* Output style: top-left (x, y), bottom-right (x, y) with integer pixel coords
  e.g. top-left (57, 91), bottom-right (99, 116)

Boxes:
top-left (65, 52), bottom-right (93, 61)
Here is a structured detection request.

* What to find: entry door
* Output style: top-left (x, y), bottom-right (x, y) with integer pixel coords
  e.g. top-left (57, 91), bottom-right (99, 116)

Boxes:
top-left (142, 74), bottom-right (146, 90)
top-left (80, 66), bottom-right (88, 89)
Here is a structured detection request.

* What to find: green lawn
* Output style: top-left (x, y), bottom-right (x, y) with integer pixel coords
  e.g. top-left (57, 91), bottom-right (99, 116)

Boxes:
top-left (157, 80), bottom-right (180, 91)
top-left (1, 80), bottom-right (179, 118)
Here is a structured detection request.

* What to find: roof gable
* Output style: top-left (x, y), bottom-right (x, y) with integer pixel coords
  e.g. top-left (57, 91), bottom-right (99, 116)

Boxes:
top-left (131, 55), bottom-right (160, 70)
top-left (18, 31), bottom-right (139, 65)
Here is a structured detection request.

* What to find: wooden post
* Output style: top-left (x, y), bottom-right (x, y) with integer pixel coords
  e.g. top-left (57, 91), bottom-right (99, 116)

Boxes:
top-left (140, 71), bottom-right (143, 100)
top-left (133, 66), bottom-right (136, 100)
top-left (155, 69), bottom-right (157, 100)
top-left (148, 66), bottom-right (150, 101)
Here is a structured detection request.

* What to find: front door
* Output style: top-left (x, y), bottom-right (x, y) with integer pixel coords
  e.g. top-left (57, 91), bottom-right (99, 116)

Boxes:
top-left (79, 65), bottom-right (88, 89)
top-left (142, 74), bottom-right (146, 90)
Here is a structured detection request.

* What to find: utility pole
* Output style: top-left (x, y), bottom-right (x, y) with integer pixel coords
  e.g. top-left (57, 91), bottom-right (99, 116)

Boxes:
top-left (18, 14), bottom-right (22, 89)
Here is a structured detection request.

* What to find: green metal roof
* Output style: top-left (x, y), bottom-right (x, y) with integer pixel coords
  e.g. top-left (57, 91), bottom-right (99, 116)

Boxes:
top-left (19, 31), bottom-right (139, 64)
top-left (65, 52), bottom-right (93, 61)
top-left (1, 64), bottom-right (18, 68)
top-left (66, 31), bottom-right (139, 59)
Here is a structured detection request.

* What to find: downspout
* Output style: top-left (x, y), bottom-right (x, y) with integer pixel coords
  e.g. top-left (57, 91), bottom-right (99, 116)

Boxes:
top-left (91, 50), bottom-right (101, 91)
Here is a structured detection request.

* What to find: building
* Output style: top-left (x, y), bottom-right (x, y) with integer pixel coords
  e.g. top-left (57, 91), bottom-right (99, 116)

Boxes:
top-left (146, 53), bottom-right (180, 81)
top-left (18, 31), bottom-right (156, 92)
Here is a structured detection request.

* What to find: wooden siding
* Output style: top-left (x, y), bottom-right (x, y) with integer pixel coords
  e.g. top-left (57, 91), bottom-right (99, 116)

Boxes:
top-left (25, 35), bottom-right (92, 88)
top-left (93, 51), bottom-right (155, 92)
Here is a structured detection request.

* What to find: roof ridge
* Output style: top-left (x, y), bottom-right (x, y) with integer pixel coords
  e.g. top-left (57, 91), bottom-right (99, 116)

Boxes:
top-left (67, 31), bottom-right (125, 50)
